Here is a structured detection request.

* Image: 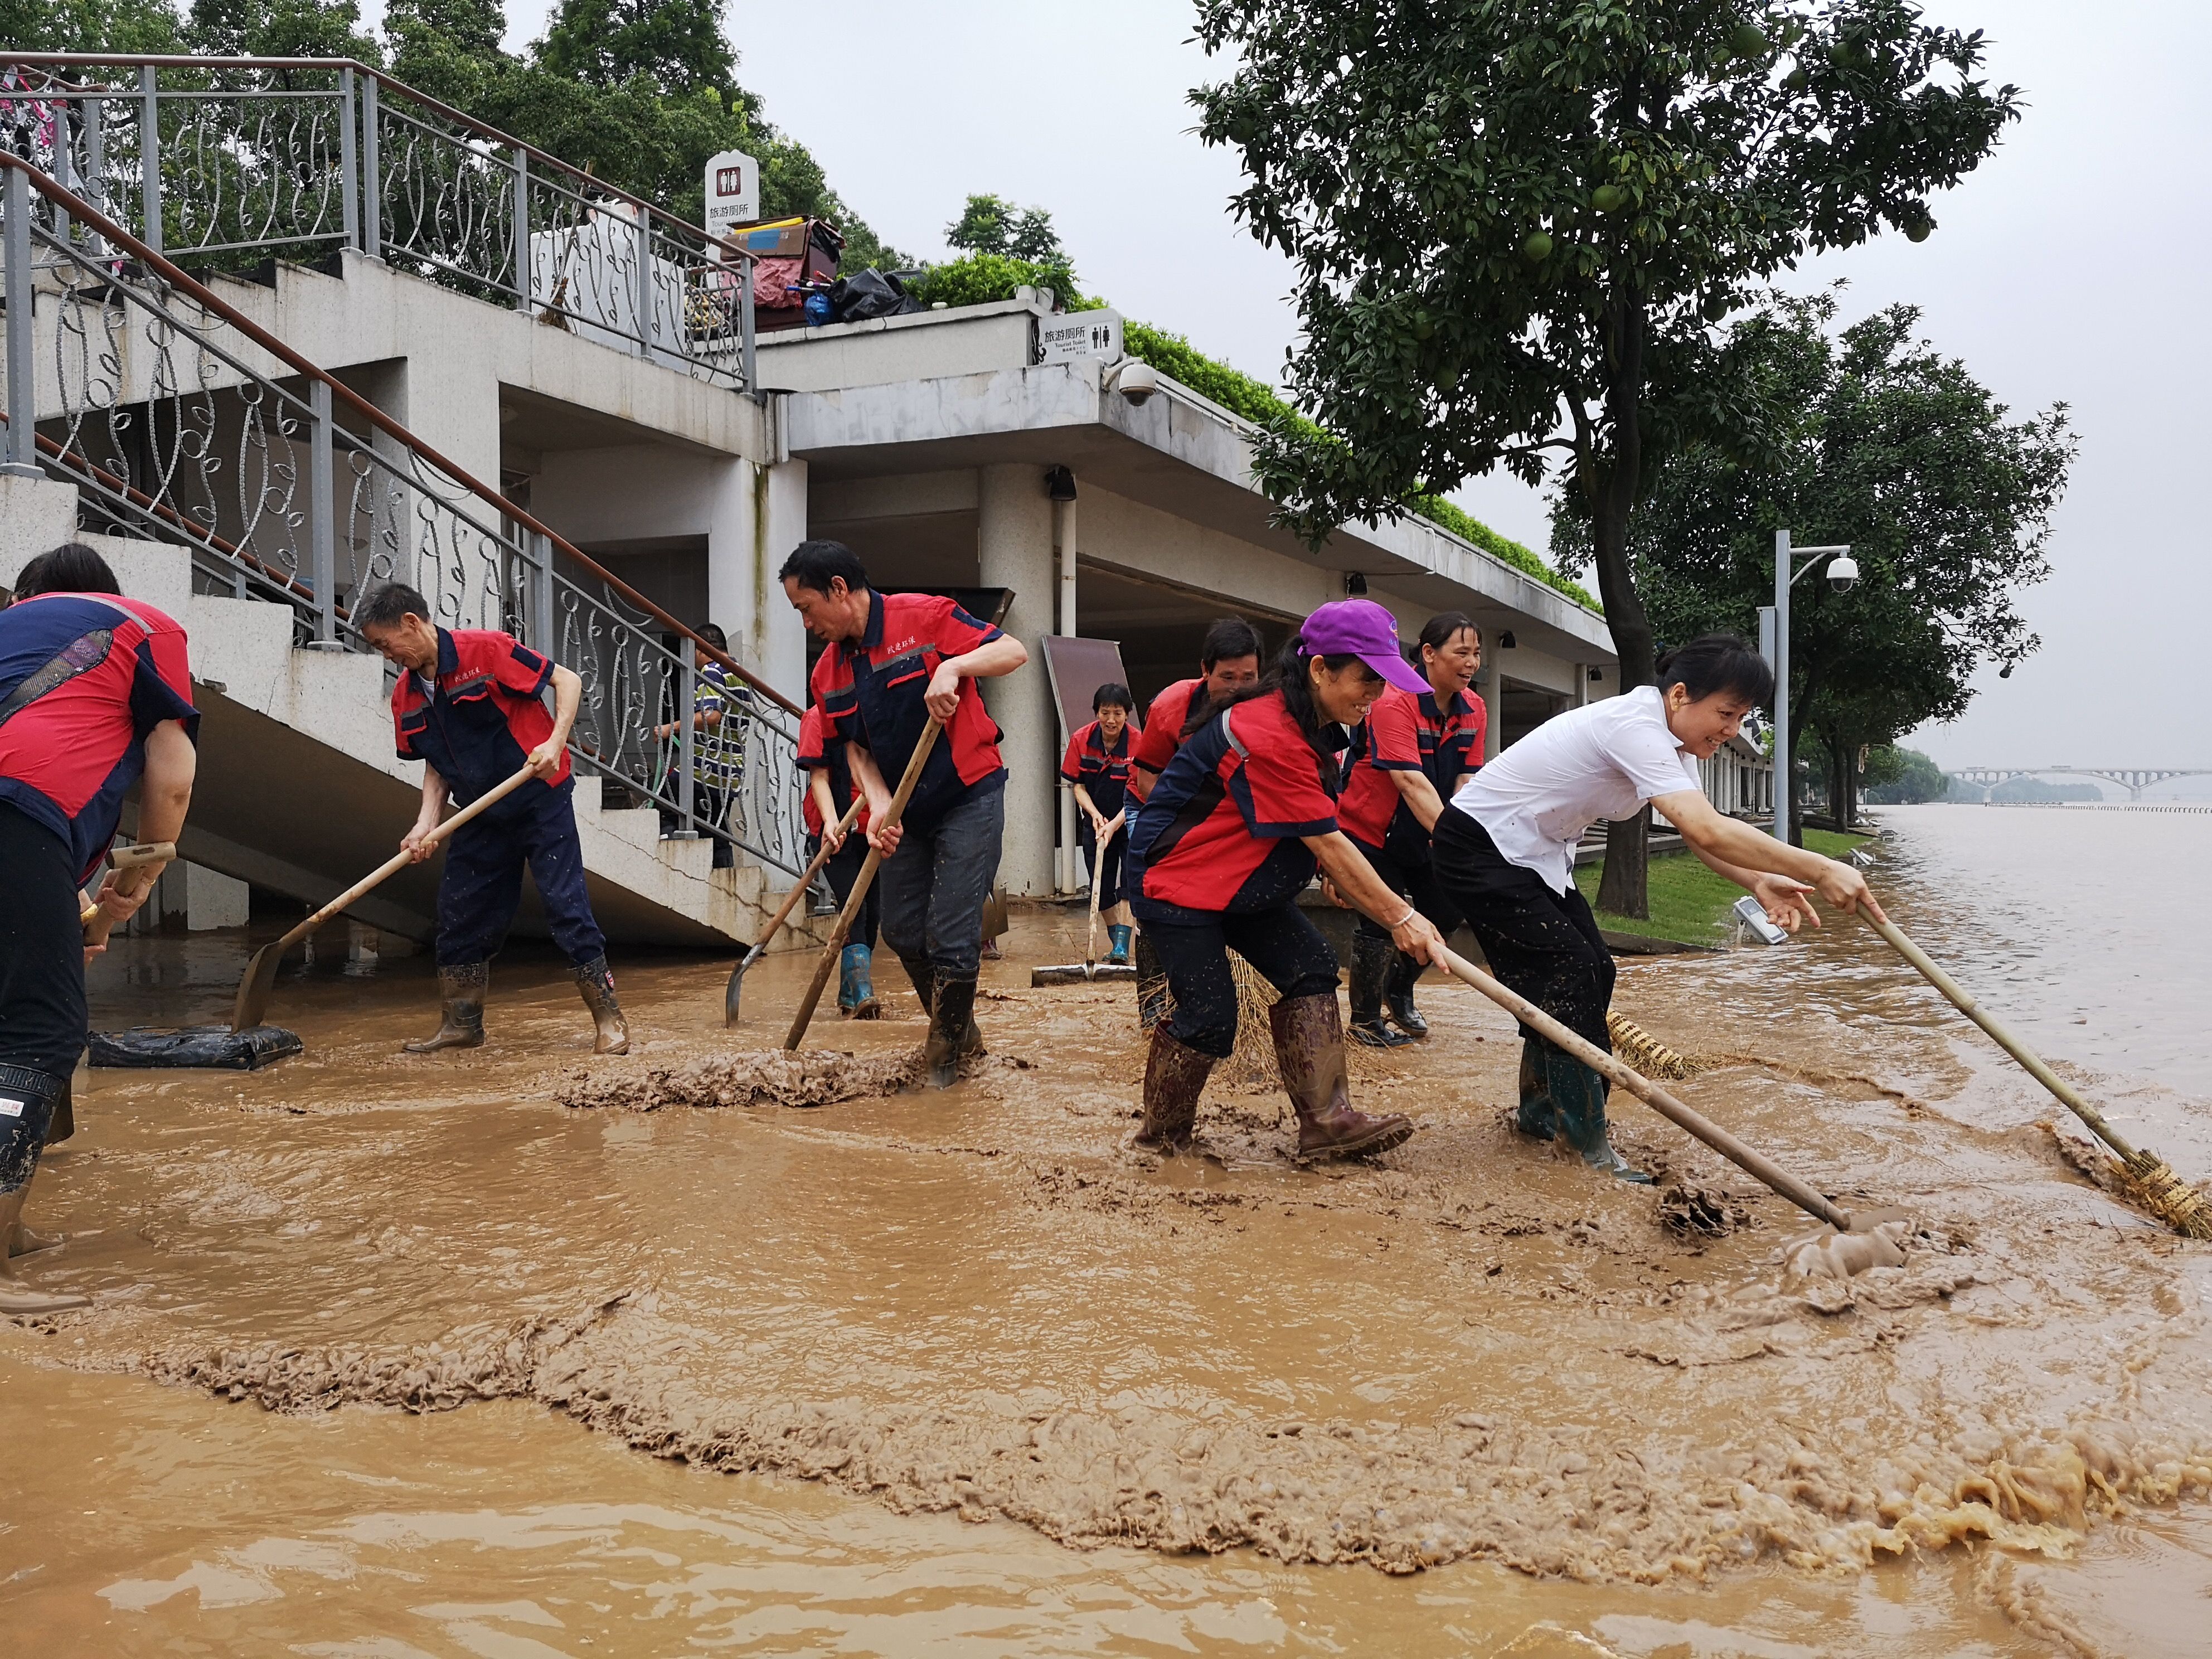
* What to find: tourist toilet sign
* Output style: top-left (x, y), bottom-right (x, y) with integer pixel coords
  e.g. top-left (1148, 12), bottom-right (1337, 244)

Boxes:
top-left (1036, 309), bottom-right (1124, 366)
top-left (703, 150), bottom-right (759, 242)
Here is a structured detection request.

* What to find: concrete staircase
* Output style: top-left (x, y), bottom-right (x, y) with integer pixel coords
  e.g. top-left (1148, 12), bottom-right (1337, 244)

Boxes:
top-left (1, 472), bottom-right (814, 950)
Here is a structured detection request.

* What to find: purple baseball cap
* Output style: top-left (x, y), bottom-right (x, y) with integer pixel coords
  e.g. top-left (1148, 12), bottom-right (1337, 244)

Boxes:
top-left (1299, 599), bottom-right (1431, 696)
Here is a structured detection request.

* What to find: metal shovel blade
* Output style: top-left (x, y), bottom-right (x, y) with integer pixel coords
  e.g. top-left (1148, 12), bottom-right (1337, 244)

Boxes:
top-left (1030, 962), bottom-right (1139, 987)
top-left (230, 940), bottom-right (285, 1033)
top-left (724, 947), bottom-right (763, 1026)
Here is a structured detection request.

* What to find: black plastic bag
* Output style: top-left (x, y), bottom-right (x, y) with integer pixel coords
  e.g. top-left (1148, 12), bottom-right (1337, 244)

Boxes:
top-left (831, 269), bottom-right (920, 324)
top-left (89, 1025), bottom-right (303, 1070)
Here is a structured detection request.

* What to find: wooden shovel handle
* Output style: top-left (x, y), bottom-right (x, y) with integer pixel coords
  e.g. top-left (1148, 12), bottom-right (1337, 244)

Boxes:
top-left (784, 719), bottom-right (943, 1050)
top-left (1433, 944), bottom-right (1854, 1231)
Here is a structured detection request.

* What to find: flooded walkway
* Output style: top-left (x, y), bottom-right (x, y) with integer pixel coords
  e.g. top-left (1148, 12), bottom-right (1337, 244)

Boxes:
top-left (5, 806), bottom-right (2210, 1655)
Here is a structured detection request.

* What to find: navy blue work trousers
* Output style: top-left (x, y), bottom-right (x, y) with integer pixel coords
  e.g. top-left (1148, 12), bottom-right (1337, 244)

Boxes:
top-left (435, 783), bottom-right (607, 969)
top-left (878, 780), bottom-right (1002, 982)
top-left (1129, 896), bottom-right (1339, 1060)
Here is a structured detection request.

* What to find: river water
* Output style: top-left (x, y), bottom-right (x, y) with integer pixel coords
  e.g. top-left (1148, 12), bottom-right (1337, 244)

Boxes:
top-left (4, 804), bottom-right (2209, 1656)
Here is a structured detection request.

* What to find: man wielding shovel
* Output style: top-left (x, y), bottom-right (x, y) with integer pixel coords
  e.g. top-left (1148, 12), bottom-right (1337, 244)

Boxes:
top-left (358, 584), bottom-right (627, 1055)
top-left (779, 542), bottom-right (1029, 1089)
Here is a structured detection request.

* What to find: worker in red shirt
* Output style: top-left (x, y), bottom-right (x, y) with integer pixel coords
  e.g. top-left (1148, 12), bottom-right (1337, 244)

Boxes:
top-left (1333, 612), bottom-right (1486, 1047)
top-left (797, 702), bottom-right (880, 1018)
top-left (780, 541), bottom-right (1030, 1089)
top-left (1124, 600), bottom-right (1445, 1162)
top-left (1125, 617), bottom-right (1263, 1026)
top-left (0, 543), bottom-right (198, 1315)
top-left (357, 583), bottom-right (627, 1056)
top-left (1060, 682), bottom-right (1137, 965)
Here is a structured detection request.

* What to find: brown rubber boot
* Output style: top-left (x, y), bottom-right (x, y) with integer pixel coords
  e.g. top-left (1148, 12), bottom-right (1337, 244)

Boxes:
top-left (573, 955), bottom-right (629, 1055)
top-left (1135, 1023), bottom-right (1215, 1153)
top-left (923, 976), bottom-right (979, 1090)
top-left (404, 963), bottom-right (487, 1052)
top-left (1268, 992), bottom-right (1415, 1162)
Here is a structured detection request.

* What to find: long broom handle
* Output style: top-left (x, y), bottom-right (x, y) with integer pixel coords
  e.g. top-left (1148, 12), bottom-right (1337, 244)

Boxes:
top-left (273, 764), bottom-right (539, 952)
top-left (1433, 944), bottom-right (1854, 1231)
top-left (1083, 818), bottom-right (1118, 967)
top-left (783, 719), bottom-right (943, 1051)
top-left (1861, 911), bottom-right (2141, 1163)
top-left (742, 794), bottom-right (867, 966)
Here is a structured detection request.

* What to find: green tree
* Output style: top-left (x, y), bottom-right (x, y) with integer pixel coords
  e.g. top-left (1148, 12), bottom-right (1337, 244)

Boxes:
top-left (0, 0), bottom-right (183, 51)
top-left (1554, 293), bottom-right (2072, 836)
top-left (536, 0), bottom-right (737, 105)
top-left (185, 0), bottom-right (378, 59)
top-left (945, 192), bottom-right (1073, 284)
top-left (1191, 0), bottom-right (2019, 914)
top-left (1862, 745), bottom-right (1946, 806)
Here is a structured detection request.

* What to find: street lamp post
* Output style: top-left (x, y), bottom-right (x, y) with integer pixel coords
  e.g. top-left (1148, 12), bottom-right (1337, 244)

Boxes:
top-left (1759, 529), bottom-right (1859, 846)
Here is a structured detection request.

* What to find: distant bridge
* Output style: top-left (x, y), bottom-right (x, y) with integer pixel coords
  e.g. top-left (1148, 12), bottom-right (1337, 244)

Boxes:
top-left (1944, 766), bottom-right (2212, 802)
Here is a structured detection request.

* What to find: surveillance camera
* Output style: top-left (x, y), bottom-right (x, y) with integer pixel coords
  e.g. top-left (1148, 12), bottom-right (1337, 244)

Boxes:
top-left (1114, 360), bottom-right (1160, 406)
top-left (1826, 553), bottom-right (1860, 593)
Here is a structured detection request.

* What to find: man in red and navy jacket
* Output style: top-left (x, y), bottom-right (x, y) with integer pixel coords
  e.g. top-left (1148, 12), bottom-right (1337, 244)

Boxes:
top-left (780, 540), bottom-right (1029, 1090)
top-left (358, 582), bottom-right (625, 1057)
top-left (0, 542), bottom-right (198, 1314)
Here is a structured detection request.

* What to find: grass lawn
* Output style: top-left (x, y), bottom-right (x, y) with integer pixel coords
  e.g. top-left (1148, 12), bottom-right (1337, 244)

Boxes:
top-left (1574, 827), bottom-right (1869, 946)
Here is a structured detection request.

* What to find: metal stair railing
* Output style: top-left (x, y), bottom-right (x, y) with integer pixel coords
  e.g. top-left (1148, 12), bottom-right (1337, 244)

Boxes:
top-left (2, 152), bottom-right (806, 880)
top-left (0, 53), bottom-right (757, 391)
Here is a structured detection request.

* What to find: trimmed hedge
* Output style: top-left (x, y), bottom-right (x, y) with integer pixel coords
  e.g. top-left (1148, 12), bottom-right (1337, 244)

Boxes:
top-left (905, 255), bottom-right (1598, 613)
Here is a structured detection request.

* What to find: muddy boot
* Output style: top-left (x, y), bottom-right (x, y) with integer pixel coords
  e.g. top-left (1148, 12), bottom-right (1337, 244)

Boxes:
top-left (1268, 992), bottom-right (1415, 1162)
top-left (842, 945), bottom-right (881, 1019)
top-left (1348, 932), bottom-right (1415, 1048)
top-left (404, 963), bottom-right (487, 1052)
top-left (1136, 1024), bottom-right (1215, 1153)
top-left (1547, 1050), bottom-right (1652, 1183)
top-left (1515, 1036), bottom-right (1557, 1141)
top-left (41, 1077), bottom-right (74, 1148)
top-left (1105, 924), bottom-right (1133, 967)
top-left (1134, 932), bottom-right (1170, 1031)
top-left (923, 976), bottom-right (979, 1091)
top-left (901, 956), bottom-right (935, 1023)
top-left (1385, 951), bottom-right (1429, 1040)
top-left (572, 955), bottom-right (629, 1055)
top-left (0, 1070), bottom-right (87, 1314)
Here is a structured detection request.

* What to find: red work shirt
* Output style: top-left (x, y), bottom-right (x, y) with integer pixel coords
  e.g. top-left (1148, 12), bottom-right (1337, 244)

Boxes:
top-left (0, 591), bottom-right (198, 881)
top-left (1060, 718), bottom-right (1134, 820)
top-left (1337, 686), bottom-right (1486, 848)
top-left (391, 628), bottom-right (570, 817)
top-left (1126, 690), bottom-right (1340, 915)
top-left (1132, 677), bottom-right (1201, 778)
top-left (796, 704), bottom-right (868, 837)
top-left (808, 590), bottom-right (1005, 832)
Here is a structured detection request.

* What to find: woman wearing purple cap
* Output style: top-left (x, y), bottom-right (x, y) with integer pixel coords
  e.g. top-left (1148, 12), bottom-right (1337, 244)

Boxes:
top-left (1123, 599), bottom-right (1447, 1162)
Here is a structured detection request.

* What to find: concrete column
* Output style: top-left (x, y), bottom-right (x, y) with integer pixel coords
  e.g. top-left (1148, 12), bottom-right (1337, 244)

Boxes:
top-left (1479, 653), bottom-right (1503, 761)
top-left (706, 454), bottom-right (809, 704)
top-left (977, 462), bottom-right (1055, 897)
top-left (1054, 494), bottom-right (1078, 896)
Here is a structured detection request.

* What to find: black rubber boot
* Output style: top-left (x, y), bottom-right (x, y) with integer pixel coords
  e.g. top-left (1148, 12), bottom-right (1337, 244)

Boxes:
top-left (572, 955), bottom-right (629, 1054)
top-left (1134, 930), bottom-right (1171, 1031)
top-left (1546, 1048), bottom-right (1653, 1183)
top-left (923, 976), bottom-right (979, 1091)
top-left (1136, 1024), bottom-right (1216, 1153)
top-left (1269, 992), bottom-right (1415, 1161)
top-left (1385, 950), bottom-right (1429, 1040)
top-left (1515, 1035), bottom-right (1557, 1141)
top-left (404, 963), bottom-right (487, 1052)
top-left (900, 955), bottom-right (935, 1022)
top-left (41, 1074), bottom-right (74, 1148)
top-left (1348, 931), bottom-right (1415, 1048)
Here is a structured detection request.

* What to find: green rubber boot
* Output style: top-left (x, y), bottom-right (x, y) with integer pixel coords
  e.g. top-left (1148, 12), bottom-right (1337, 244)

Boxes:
top-left (1546, 1048), bottom-right (1653, 1183)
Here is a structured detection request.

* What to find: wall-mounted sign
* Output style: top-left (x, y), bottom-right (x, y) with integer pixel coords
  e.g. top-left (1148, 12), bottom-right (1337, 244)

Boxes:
top-left (1036, 309), bottom-right (1123, 366)
top-left (702, 149), bottom-right (759, 244)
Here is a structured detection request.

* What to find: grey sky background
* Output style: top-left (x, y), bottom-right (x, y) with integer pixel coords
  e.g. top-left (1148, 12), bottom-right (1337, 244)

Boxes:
top-left (478, 0), bottom-right (2210, 776)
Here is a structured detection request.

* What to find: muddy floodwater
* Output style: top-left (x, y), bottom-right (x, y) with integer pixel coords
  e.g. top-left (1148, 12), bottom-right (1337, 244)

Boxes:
top-left (6, 803), bottom-right (2211, 1656)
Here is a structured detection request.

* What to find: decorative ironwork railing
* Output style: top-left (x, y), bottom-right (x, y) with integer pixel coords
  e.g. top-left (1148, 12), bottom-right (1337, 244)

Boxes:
top-left (0, 54), bottom-right (756, 389)
top-left (1, 154), bottom-right (806, 879)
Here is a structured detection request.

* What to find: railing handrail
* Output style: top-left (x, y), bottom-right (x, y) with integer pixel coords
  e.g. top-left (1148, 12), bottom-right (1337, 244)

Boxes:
top-left (0, 149), bottom-right (801, 717)
top-left (0, 51), bottom-right (745, 261)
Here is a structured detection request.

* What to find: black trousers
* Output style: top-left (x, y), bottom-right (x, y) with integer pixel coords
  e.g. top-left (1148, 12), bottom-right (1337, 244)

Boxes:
top-left (0, 802), bottom-right (89, 1080)
top-left (1347, 830), bottom-right (1464, 946)
top-left (1131, 899), bottom-right (1338, 1060)
top-left (813, 831), bottom-right (881, 953)
top-left (1431, 807), bottom-right (1614, 1054)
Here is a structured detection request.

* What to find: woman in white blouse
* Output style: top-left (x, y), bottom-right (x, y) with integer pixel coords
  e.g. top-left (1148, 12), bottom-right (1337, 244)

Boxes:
top-left (1430, 635), bottom-right (1883, 1182)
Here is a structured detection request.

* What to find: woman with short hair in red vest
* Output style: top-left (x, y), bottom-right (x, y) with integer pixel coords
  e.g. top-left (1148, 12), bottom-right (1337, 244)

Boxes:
top-left (1124, 600), bottom-right (1446, 1162)
top-left (1334, 612), bottom-right (1486, 1047)
top-left (1060, 681), bottom-right (1137, 965)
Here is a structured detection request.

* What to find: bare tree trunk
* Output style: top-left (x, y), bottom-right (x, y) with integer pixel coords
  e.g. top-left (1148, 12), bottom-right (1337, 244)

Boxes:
top-left (1591, 294), bottom-right (1655, 919)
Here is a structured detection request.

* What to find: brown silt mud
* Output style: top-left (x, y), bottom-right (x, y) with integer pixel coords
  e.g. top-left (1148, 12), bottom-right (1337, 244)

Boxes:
top-left (7, 835), bottom-right (2212, 1653)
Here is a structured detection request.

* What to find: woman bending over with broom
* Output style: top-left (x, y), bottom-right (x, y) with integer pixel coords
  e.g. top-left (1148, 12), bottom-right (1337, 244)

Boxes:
top-left (1124, 600), bottom-right (1447, 1162)
top-left (1431, 634), bottom-right (1882, 1184)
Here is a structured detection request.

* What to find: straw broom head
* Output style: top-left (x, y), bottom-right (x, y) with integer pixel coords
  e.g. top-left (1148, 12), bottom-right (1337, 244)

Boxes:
top-left (2112, 1150), bottom-right (2212, 1241)
top-left (1606, 1011), bottom-right (1700, 1082)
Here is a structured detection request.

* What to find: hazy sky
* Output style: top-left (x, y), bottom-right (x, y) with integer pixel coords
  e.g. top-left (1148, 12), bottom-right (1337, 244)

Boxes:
top-left (473, 0), bottom-right (2210, 773)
